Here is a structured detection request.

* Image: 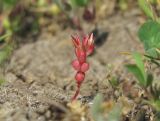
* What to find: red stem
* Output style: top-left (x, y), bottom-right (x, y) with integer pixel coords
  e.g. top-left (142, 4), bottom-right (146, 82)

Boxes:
top-left (71, 84), bottom-right (81, 101)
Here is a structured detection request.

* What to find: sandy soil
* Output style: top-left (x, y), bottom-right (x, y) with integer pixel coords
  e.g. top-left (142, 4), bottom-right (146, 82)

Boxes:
top-left (0, 7), bottom-right (146, 121)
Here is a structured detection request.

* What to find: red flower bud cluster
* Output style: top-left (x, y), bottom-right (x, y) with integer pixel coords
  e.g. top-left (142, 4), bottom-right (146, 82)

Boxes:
top-left (71, 33), bottom-right (94, 100)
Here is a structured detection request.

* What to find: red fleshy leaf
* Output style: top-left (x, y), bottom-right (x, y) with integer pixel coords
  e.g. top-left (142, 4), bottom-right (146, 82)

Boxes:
top-left (72, 59), bottom-right (80, 71)
top-left (71, 35), bottom-right (80, 48)
top-left (81, 62), bottom-right (89, 72)
top-left (82, 35), bottom-right (89, 48)
top-left (87, 44), bottom-right (94, 55)
top-left (88, 33), bottom-right (94, 46)
top-left (75, 49), bottom-right (86, 64)
top-left (75, 72), bottom-right (85, 84)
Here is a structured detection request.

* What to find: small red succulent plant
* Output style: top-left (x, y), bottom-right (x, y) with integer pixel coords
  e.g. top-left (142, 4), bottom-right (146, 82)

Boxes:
top-left (71, 33), bottom-right (94, 101)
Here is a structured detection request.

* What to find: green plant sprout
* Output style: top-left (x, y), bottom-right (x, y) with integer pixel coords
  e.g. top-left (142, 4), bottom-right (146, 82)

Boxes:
top-left (118, 0), bottom-right (128, 11)
top-left (138, 0), bottom-right (156, 20)
top-left (125, 52), bottom-right (153, 88)
top-left (91, 94), bottom-right (122, 121)
top-left (125, 2), bottom-right (160, 119)
top-left (0, 33), bottom-right (13, 65)
top-left (69, 0), bottom-right (89, 7)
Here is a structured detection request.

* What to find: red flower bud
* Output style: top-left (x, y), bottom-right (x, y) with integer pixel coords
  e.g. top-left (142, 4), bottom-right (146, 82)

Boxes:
top-left (81, 62), bottom-right (89, 72)
top-left (75, 72), bottom-right (85, 84)
top-left (72, 59), bottom-right (80, 71)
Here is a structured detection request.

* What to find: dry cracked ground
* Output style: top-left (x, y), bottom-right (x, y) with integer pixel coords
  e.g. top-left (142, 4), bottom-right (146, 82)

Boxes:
top-left (0, 8), bottom-right (145, 121)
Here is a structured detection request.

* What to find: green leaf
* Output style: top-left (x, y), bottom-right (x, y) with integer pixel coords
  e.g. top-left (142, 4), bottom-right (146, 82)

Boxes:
top-left (125, 64), bottom-right (146, 87)
top-left (107, 104), bottom-right (122, 121)
top-left (138, 20), bottom-right (160, 57)
top-left (3, 0), bottom-right (18, 5)
top-left (0, 45), bottom-right (12, 65)
top-left (138, 0), bottom-right (154, 19)
top-left (150, 0), bottom-right (157, 3)
top-left (146, 73), bottom-right (153, 87)
top-left (2, 0), bottom-right (18, 9)
top-left (3, 17), bottom-right (11, 30)
top-left (153, 31), bottom-right (160, 48)
top-left (118, 0), bottom-right (128, 11)
top-left (0, 78), bottom-right (5, 85)
top-left (148, 100), bottom-right (160, 112)
top-left (109, 77), bottom-right (119, 88)
top-left (0, 33), bottom-right (11, 41)
top-left (147, 48), bottom-right (158, 58)
top-left (91, 94), bottom-right (104, 121)
top-left (37, 0), bottom-right (47, 7)
top-left (132, 52), bottom-right (146, 82)
top-left (70, 0), bottom-right (89, 7)
top-left (138, 21), bottom-right (160, 49)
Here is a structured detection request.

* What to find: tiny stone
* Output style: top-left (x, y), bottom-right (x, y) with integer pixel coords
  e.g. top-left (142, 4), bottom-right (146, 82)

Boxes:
top-left (37, 106), bottom-right (47, 114)
top-left (114, 90), bottom-right (119, 97)
top-left (37, 116), bottom-right (45, 121)
top-left (45, 110), bottom-right (51, 119)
